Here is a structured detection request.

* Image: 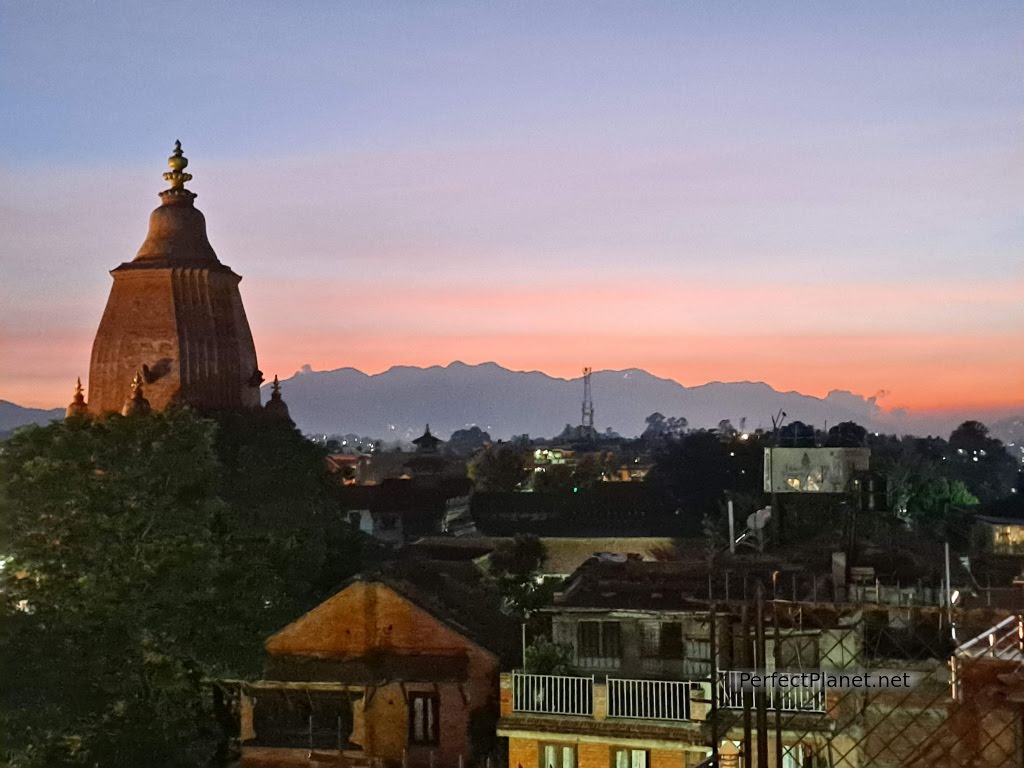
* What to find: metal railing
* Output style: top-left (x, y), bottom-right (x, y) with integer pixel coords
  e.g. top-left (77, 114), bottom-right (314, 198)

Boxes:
top-left (951, 615), bottom-right (1024, 700)
top-left (716, 670), bottom-right (826, 713)
top-left (954, 615), bottom-right (1024, 661)
top-left (607, 677), bottom-right (693, 721)
top-left (511, 672), bottom-right (594, 716)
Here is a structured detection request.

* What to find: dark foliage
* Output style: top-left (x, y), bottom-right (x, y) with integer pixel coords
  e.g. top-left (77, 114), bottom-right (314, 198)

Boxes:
top-left (0, 409), bottom-right (362, 767)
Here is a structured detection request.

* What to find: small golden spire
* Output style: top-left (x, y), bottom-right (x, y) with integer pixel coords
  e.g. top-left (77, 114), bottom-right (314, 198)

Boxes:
top-left (121, 370), bottom-right (151, 417)
top-left (65, 376), bottom-right (89, 419)
top-left (161, 139), bottom-right (193, 194)
top-left (264, 374), bottom-right (292, 422)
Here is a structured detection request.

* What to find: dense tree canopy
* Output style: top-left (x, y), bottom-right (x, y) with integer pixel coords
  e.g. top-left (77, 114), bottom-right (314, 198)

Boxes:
top-left (488, 534), bottom-right (556, 626)
top-left (445, 426), bottom-right (492, 457)
top-left (826, 421), bottom-right (868, 447)
top-left (648, 429), bottom-right (765, 528)
top-left (641, 412), bottom-right (688, 443)
top-left (467, 445), bottom-right (529, 492)
top-left (0, 409), bottom-right (361, 767)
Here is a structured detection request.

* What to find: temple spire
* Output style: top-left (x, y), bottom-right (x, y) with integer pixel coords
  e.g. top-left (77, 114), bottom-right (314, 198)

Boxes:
top-left (65, 377), bottom-right (89, 420)
top-left (88, 143), bottom-right (260, 414)
top-left (264, 374), bottom-right (293, 423)
top-left (412, 423), bottom-right (442, 453)
top-left (121, 371), bottom-right (152, 417)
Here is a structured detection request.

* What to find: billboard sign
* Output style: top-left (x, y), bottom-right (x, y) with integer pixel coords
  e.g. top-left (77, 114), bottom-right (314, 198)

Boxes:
top-left (763, 447), bottom-right (870, 494)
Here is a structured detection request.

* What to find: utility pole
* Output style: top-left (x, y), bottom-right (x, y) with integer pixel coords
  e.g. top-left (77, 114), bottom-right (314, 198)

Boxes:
top-left (741, 603), bottom-right (753, 768)
top-left (773, 601), bottom-right (783, 768)
top-left (755, 581), bottom-right (768, 768)
top-left (709, 603), bottom-right (719, 766)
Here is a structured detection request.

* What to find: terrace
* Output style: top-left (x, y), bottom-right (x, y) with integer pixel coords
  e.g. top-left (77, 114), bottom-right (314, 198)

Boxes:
top-left (503, 669), bottom-right (827, 725)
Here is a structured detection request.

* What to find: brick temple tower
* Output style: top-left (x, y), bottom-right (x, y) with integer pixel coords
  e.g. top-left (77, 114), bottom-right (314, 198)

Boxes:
top-left (88, 142), bottom-right (263, 415)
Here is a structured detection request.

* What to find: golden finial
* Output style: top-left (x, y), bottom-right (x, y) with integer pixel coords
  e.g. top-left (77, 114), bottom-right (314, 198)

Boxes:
top-left (122, 371), bottom-right (151, 417)
top-left (66, 376), bottom-right (89, 419)
top-left (264, 374), bottom-right (292, 421)
top-left (162, 139), bottom-right (193, 192)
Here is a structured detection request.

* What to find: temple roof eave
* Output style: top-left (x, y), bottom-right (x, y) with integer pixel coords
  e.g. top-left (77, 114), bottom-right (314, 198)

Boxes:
top-left (110, 259), bottom-right (242, 277)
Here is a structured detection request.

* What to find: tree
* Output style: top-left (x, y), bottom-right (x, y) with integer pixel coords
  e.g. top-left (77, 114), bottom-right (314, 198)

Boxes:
top-left (0, 409), bottom-right (363, 767)
top-left (524, 637), bottom-right (574, 675)
top-left (0, 411), bottom-right (236, 766)
top-left (446, 426), bottom-right (492, 457)
top-left (826, 421), bottom-right (868, 447)
top-left (467, 445), bottom-right (529, 492)
top-left (488, 534), bottom-right (555, 619)
top-left (648, 430), bottom-right (763, 529)
top-left (643, 412), bottom-right (687, 442)
top-left (777, 420), bottom-right (816, 447)
top-left (532, 464), bottom-right (574, 493)
top-left (949, 421), bottom-right (992, 452)
top-left (907, 478), bottom-right (978, 520)
top-left (572, 454), bottom-right (604, 490)
top-left (213, 412), bottom-right (351, 603)
top-left (945, 421), bottom-right (1018, 503)
top-left (531, 455), bottom-right (603, 494)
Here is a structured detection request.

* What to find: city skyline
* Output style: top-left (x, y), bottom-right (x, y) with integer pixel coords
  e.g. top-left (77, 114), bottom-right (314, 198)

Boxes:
top-left (2, 2), bottom-right (1021, 416)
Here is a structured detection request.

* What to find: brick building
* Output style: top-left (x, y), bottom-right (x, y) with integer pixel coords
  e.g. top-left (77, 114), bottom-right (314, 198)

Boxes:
top-left (238, 559), bottom-right (518, 767)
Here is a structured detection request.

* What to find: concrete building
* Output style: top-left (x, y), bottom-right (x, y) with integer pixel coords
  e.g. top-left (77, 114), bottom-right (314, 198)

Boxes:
top-left (498, 556), bottom-right (1024, 768)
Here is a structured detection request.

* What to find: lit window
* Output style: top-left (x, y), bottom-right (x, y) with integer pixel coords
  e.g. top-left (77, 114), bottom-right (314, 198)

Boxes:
top-left (408, 693), bottom-right (439, 745)
top-left (540, 744), bottom-right (576, 768)
top-left (612, 748), bottom-right (648, 768)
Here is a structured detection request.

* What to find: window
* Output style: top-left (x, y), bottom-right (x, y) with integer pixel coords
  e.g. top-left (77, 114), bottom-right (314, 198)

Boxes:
top-left (639, 621), bottom-right (660, 658)
top-left (639, 621), bottom-right (683, 660)
top-left (660, 622), bottom-right (684, 659)
top-left (612, 748), bottom-right (648, 768)
top-left (577, 620), bottom-right (621, 660)
top-left (540, 744), bottom-right (576, 768)
top-left (408, 693), bottom-right (439, 745)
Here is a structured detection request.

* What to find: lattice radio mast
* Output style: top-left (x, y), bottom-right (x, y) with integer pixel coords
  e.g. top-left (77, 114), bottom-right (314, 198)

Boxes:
top-left (581, 367), bottom-right (594, 430)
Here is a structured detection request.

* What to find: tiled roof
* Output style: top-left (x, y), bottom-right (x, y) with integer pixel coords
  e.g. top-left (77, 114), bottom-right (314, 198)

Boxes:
top-left (362, 557), bottom-right (522, 666)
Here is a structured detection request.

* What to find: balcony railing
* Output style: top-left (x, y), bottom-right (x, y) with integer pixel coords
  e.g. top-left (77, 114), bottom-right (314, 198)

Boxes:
top-left (716, 670), bottom-right (826, 713)
top-left (951, 615), bottom-right (1024, 700)
top-left (607, 677), bottom-right (692, 721)
top-left (509, 672), bottom-right (700, 721)
top-left (511, 672), bottom-right (594, 716)
top-left (954, 615), bottom-right (1024, 661)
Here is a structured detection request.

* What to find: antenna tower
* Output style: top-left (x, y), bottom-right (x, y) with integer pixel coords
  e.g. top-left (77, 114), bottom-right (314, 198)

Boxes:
top-left (581, 367), bottom-right (594, 430)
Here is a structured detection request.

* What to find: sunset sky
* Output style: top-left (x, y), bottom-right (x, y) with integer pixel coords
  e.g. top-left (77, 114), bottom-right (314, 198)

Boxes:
top-left (1, 2), bottom-right (1021, 417)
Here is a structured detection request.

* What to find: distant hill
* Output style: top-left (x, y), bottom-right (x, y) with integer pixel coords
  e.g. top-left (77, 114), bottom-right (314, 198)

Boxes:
top-left (4, 364), bottom-right (1018, 444)
top-left (0, 401), bottom-right (63, 438)
top-left (268, 361), bottom-right (902, 441)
